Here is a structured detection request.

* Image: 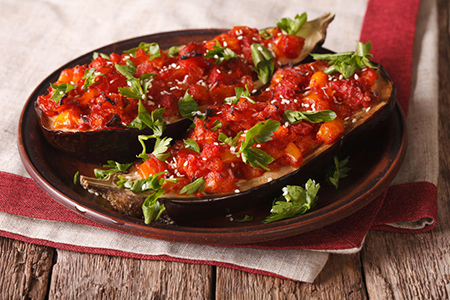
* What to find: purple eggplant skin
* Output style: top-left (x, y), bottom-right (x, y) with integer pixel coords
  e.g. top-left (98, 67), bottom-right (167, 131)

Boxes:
top-left (34, 104), bottom-right (192, 163)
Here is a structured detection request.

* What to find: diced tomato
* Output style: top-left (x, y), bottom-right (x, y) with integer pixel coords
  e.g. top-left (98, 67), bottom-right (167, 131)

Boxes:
top-left (273, 35), bottom-right (304, 59)
top-left (137, 155), bottom-right (169, 179)
top-left (204, 169), bottom-right (238, 194)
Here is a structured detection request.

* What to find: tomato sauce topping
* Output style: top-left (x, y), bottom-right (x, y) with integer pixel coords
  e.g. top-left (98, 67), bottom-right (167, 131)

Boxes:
top-left (36, 26), bottom-right (305, 131)
top-left (138, 61), bottom-right (379, 195)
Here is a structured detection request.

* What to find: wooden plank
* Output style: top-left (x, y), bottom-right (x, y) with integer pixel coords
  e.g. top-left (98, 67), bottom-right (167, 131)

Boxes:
top-left (48, 249), bottom-right (213, 299)
top-left (361, 0), bottom-right (450, 299)
top-left (0, 237), bottom-right (54, 300)
top-left (215, 253), bottom-right (367, 299)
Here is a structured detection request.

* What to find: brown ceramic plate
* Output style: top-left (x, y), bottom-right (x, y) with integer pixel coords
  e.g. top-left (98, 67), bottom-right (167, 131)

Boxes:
top-left (18, 29), bottom-right (407, 245)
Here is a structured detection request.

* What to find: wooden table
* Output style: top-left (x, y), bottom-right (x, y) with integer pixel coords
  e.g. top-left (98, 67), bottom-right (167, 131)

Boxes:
top-left (1, 1), bottom-right (449, 298)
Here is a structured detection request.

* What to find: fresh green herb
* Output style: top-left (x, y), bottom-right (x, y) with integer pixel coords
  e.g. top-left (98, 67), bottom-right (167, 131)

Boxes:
top-left (92, 52), bottom-right (111, 61)
top-left (184, 138), bottom-right (200, 153)
top-left (82, 68), bottom-right (105, 91)
top-left (142, 189), bottom-right (166, 224)
top-left (73, 171), bottom-right (80, 185)
top-left (218, 131), bottom-right (242, 147)
top-left (211, 120), bottom-right (222, 131)
top-left (204, 40), bottom-right (238, 64)
top-left (327, 156), bottom-right (351, 189)
top-left (127, 101), bottom-right (166, 137)
top-left (152, 136), bottom-right (172, 161)
top-left (224, 85), bottom-right (255, 105)
top-left (251, 43), bottom-right (274, 85)
top-left (137, 135), bottom-right (172, 161)
top-left (178, 90), bottom-right (203, 120)
top-left (276, 13), bottom-right (307, 35)
top-left (168, 45), bottom-right (180, 57)
top-left (94, 160), bottom-right (132, 179)
top-left (259, 29), bottom-right (272, 39)
top-left (116, 61), bottom-right (156, 100)
top-left (180, 177), bottom-right (205, 195)
top-left (115, 60), bottom-right (136, 79)
top-left (116, 171), bottom-right (167, 192)
top-left (239, 119), bottom-right (280, 170)
top-left (50, 83), bottom-right (75, 103)
top-left (124, 42), bottom-right (161, 60)
top-left (263, 179), bottom-right (320, 223)
top-left (284, 110), bottom-right (337, 124)
top-left (310, 41), bottom-right (378, 79)
top-left (234, 215), bottom-right (254, 222)
top-left (241, 148), bottom-right (275, 171)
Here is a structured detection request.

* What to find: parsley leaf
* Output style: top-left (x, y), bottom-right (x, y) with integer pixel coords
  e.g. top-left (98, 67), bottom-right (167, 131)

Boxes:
top-left (116, 61), bottom-right (156, 100)
top-left (240, 119), bottom-right (280, 149)
top-left (327, 156), bottom-right (351, 189)
top-left (168, 45), bottom-right (180, 57)
top-left (184, 138), bottom-right (200, 153)
top-left (310, 41), bottom-right (378, 79)
top-left (276, 13), bottom-right (307, 35)
top-left (241, 148), bottom-right (275, 171)
top-left (180, 177), bottom-right (205, 195)
top-left (92, 52), bottom-right (111, 61)
top-left (259, 29), bottom-right (272, 40)
top-left (284, 110), bottom-right (337, 124)
top-left (137, 135), bottom-right (172, 162)
top-left (251, 43), bottom-right (274, 85)
top-left (94, 160), bottom-right (132, 179)
top-left (142, 189), bottom-right (166, 224)
top-left (218, 131), bottom-right (242, 147)
top-left (204, 41), bottom-right (238, 64)
top-left (73, 171), bottom-right (80, 185)
top-left (152, 136), bottom-right (172, 161)
top-left (263, 179), bottom-right (320, 223)
top-left (116, 171), bottom-right (167, 192)
top-left (115, 60), bottom-right (136, 79)
top-left (239, 119), bottom-right (280, 170)
top-left (50, 83), bottom-right (75, 103)
top-left (124, 42), bottom-right (161, 60)
top-left (234, 215), bottom-right (254, 222)
top-left (224, 85), bottom-right (255, 105)
top-left (82, 68), bottom-right (105, 91)
top-left (127, 101), bottom-right (166, 136)
top-left (178, 90), bottom-right (204, 120)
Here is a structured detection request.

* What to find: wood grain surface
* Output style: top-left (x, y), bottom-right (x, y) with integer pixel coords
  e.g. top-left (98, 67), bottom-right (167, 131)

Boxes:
top-left (0, 0), bottom-right (448, 298)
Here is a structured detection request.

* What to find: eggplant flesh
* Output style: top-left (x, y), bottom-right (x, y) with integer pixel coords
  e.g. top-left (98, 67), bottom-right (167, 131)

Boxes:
top-left (80, 65), bottom-right (395, 221)
top-left (35, 14), bottom-right (334, 163)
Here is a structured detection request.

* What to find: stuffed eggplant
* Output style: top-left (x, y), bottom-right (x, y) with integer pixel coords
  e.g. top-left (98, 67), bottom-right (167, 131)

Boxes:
top-left (80, 42), bottom-right (396, 222)
top-left (35, 13), bottom-right (334, 162)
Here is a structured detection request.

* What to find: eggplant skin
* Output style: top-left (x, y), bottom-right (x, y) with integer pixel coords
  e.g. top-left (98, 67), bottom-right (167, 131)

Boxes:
top-left (35, 104), bottom-right (191, 163)
top-left (80, 64), bottom-right (396, 222)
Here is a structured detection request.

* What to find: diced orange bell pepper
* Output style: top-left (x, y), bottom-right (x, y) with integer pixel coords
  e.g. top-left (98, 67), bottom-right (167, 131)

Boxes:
top-left (284, 142), bottom-right (303, 167)
top-left (316, 117), bottom-right (345, 144)
top-left (53, 110), bottom-right (82, 129)
top-left (309, 71), bottom-right (328, 88)
top-left (219, 148), bottom-right (241, 164)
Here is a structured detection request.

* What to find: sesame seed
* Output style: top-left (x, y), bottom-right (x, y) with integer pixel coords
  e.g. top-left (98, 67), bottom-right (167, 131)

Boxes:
top-left (268, 177), bottom-right (273, 182)
top-left (354, 74), bottom-right (359, 80)
top-left (234, 189), bottom-right (240, 193)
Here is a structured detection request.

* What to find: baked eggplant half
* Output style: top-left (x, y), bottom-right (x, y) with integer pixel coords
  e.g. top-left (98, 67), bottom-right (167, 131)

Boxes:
top-left (35, 13), bottom-right (334, 162)
top-left (80, 43), bottom-right (396, 223)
